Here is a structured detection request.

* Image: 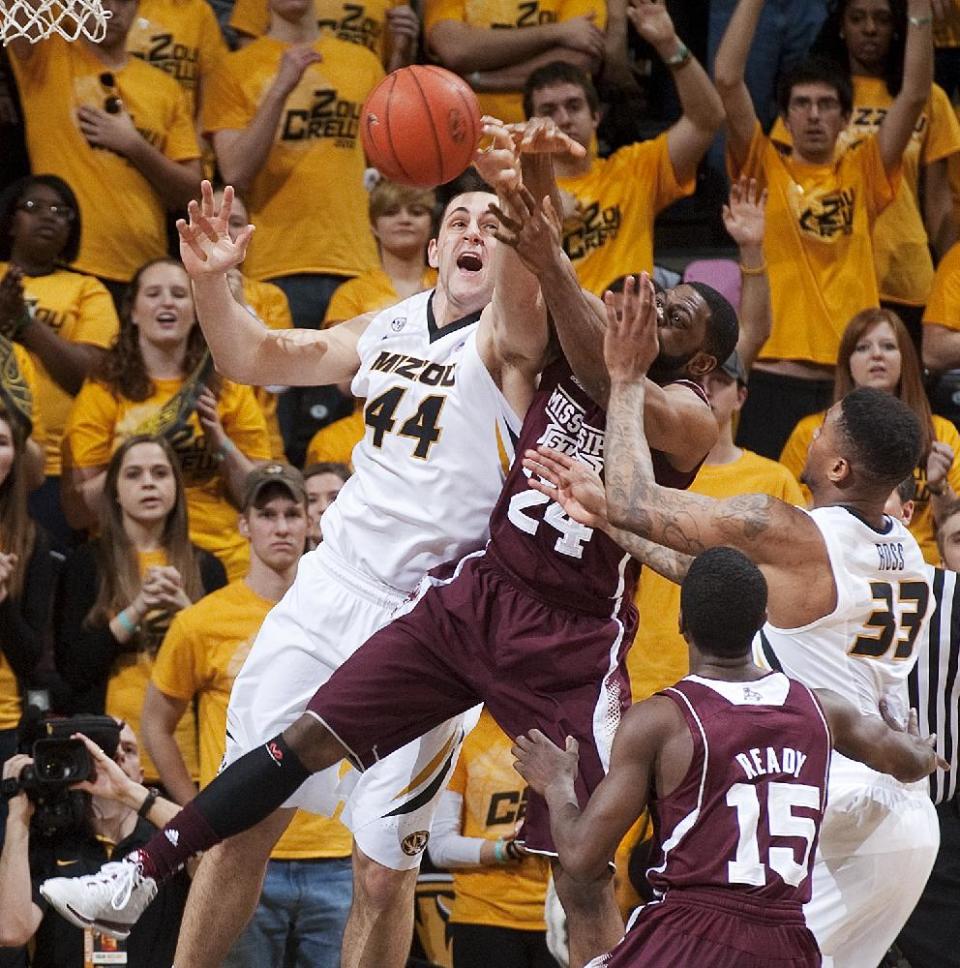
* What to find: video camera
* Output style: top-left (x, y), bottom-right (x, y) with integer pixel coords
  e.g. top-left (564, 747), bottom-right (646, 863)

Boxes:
top-left (1, 708), bottom-right (121, 838)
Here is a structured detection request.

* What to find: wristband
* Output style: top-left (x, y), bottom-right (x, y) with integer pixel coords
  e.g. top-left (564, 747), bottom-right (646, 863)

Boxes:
top-left (505, 839), bottom-right (522, 861)
top-left (116, 608), bottom-right (138, 635)
top-left (664, 41), bottom-right (691, 68)
top-left (908, 14), bottom-right (933, 26)
top-left (137, 787), bottom-right (159, 819)
top-left (215, 438), bottom-right (237, 461)
top-left (493, 839), bottom-right (507, 863)
top-left (739, 261), bottom-right (767, 276)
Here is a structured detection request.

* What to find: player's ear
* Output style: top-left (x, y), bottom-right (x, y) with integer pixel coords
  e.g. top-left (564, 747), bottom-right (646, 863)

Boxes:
top-left (687, 352), bottom-right (717, 379)
top-left (427, 238), bottom-right (440, 269)
top-left (678, 609), bottom-right (686, 636)
top-left (827, 455), bottom-right (849, 485)
top-left (238, 512), bottom-right (250, 539)
top-left (901, 500), bottom-right (915, 527)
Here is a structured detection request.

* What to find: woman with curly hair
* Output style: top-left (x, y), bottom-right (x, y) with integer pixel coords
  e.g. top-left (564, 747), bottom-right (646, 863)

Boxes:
top-left (780, 307), bottom-right (960, 562)
top-left (0, 174), bottom-right (118, 546)
top-left (55, 434), bottom-right (226, 783)
top-left (773, 0), bottom-right (960, 340)
top-left (62, 258), bottom-right (271, 579)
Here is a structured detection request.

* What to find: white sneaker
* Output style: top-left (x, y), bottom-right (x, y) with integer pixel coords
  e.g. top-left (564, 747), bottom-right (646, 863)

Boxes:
top-left (40, 856), bottom-right (158, 940)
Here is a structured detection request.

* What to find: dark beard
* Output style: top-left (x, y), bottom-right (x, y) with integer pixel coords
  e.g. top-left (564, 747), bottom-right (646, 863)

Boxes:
top-left (647, 348), bottom-right (696, 384)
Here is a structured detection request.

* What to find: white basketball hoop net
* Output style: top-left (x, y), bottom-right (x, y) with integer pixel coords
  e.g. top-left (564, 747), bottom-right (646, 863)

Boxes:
top-left (1, 0), bottom-right (109, 44)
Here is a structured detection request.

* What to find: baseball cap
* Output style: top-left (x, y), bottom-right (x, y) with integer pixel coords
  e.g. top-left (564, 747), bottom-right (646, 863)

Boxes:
top-left (719, 350), bottom-right (748, 386)
top-left (241, 463), bottom-right (307, 510)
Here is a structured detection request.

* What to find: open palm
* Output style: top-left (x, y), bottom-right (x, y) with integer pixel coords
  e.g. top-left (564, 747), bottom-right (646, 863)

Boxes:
top-left (177, 181), bottom-right (253, 278)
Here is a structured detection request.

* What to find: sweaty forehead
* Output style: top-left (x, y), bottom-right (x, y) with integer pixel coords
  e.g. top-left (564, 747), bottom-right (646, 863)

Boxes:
top-left (667, 283), bottom-right (707, 315)
top-left (441, 192), bottom-right (497, 224)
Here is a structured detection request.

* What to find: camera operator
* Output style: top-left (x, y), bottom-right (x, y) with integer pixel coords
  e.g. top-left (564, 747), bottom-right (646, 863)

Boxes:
top-left (0, 723), bottom-right (188, 967)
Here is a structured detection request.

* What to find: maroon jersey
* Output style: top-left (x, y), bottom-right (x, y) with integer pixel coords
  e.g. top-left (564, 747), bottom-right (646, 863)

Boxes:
top-left (649, 674), bottom-right (831, 909)
top-left (486, 357), bottom-right (707, 616)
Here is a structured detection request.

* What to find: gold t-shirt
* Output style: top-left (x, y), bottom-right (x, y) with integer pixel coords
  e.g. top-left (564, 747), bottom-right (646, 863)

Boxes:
top-left (152, 579), bottom-right (352, 858)
top-left (242, 275), bottom-right (293, 460)
top-left (230, 0), bottom-right (401, 63)
top-left (126, 0), bottom-right (228, 117)
top-left (105, 548), bottom-right (200, 783)
top-left (771, 79), bottom-right (960, 306)
top-left (924, 240), bottom-right (960, 328)
top-left (424, 0), bottom-right (605, 124)
top-left (63, 376), bottom-right (271, 579)
top-left (446, 710), bottom-right (549, 928)
top-left (0, 263), bottom-right (120, 476)
top-left (203, 36), bottom-right (382, 281)
top-left (556, 134), bottom-right (694, 295)
top-left (305, 406), bottom-right (364, 467)
top-left (731, 122), bottom-right (898, 365)
top-left (779, 409), bottom-right (960, 565)
top-left (628, 450), bottom-right (804, 703)
top-left (323, 268), bottom-right (437, 325)
top-left (9, 40), bottom-right (200, 282)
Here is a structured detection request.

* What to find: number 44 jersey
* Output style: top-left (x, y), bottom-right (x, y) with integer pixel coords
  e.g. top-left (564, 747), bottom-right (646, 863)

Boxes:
top-left (320, 291), bottom-right (523, 594)
top-left (756, 505), bottom-right (934, 717)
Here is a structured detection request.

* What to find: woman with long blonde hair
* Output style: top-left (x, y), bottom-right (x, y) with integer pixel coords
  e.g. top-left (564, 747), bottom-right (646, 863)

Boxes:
top-left (55, 434), bottom-right (226, 783)
top-left (780, 307), bottom-right (959, 561)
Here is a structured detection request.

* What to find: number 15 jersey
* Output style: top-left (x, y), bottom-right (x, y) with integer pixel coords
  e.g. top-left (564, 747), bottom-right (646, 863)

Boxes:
top-left (756, 505), bottom-right (933, 718)
top-left (320, 290), bottom-right (523, 594)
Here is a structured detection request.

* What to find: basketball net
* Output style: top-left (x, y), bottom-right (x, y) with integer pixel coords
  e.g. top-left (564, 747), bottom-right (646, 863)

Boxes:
top-left (0, 0), bottom-right (109, 44)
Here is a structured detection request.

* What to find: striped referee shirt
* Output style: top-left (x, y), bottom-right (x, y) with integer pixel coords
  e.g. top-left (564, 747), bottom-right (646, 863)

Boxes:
top-left (908, 565), bottom-right (960, 805)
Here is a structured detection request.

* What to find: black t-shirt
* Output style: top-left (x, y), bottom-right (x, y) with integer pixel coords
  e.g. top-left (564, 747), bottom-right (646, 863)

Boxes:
top-left (28, 818), bottom-right (189, 968)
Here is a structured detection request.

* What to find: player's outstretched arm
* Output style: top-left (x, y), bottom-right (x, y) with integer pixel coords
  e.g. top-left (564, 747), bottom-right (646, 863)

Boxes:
top-left (178, 181), bottom-right (369, 388)
top-left (521, 447), bottom-right (694, 583)
top-left (876, 0), bottom-right (934, 176)
top-left (512, 698), bottom-right (672, 881)
top-left (815, 689), bottom-right (947, 784)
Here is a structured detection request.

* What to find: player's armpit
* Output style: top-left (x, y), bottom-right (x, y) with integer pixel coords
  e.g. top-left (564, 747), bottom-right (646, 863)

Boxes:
top-left (642, 381), bottom-right (718, 473)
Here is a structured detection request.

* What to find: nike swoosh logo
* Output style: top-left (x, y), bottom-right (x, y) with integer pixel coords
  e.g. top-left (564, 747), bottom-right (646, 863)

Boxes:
top-left (56, 859), bottom-right (80, 867)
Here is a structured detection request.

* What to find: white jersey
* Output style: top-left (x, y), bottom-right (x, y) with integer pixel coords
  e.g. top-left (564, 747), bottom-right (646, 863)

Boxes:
top-left (320, 289), bottom-right (522, 593)
top-left (755, 505), bottom-right (934, 719)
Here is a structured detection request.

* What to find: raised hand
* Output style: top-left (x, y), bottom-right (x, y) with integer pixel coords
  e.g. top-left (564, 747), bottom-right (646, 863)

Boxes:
top-left (142, 565), bottom-right (191, 612)
top-left (386, 4), bottom-right (420, 51)
top-left (722, 176), bottom-right (767, 250)
top-left (177, 181), bottom-right (254, 278)
top-left (512, 730), bottom-right (579, 797)
top-left (556, 13), bottom-right (605, 58)
top-left (603, 273), bottom-right (659, 383)
top-left (522, 447), bottom-right (607, 530)
top-left (627, 0), bottom-right (678, 55)
top-left (70, 733), bottom-right (138, 802)
top-left (488, 185), bottom-right (563, 275)
top-left (508, 116), bottom-right (586, 158)
top-left (474, 118), bottom-right (522, 194)
top-left (275, 44), bottom-right (323, 98)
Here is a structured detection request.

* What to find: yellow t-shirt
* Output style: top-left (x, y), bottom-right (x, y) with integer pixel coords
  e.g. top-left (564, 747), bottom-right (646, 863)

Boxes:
top-left (230, 0), bottom-right (401, 64)
top-left (323, 267), bottom-right (438, 325)
top-left (203, 36), bottom-right (381, 281)
top-left (305, 406), bottom-right (364, 467)
top-left (935, 0), bottom-right (960, 47)
top-left (771, 79), bottom-right (960, 306)
top-left (446, 710), bottom-right (550, 929)
top-left (242, 275), bottom-right (293, 460)
top-left (151, 579), bottom-right (352, 858)
top-left (0, 263), bottom-right (120, 476)
top-left (126, 0), bottom-right (228, 117)
top-left (63, 376), bottom-right (271, 579)
top-left (924, 240), bottom-right (960, 327)
top-left (424, 0), bottom-right (605, 124)
top-left (628, 450), bottom-right (804, 703)
top-left (9, 40), bottom-right (200, 282)
top-left (556, 135), bottom-right (694, 296)
top-left (105, 548), bottom-right (200, 783)
top-left (779, 410), bottom-right (960, 565)
top-left (731, 122), bottom-right (898, 366)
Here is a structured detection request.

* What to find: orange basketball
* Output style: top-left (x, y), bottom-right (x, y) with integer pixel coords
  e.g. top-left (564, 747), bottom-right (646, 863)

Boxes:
top-left (362, 66), bottom-right (483, 188)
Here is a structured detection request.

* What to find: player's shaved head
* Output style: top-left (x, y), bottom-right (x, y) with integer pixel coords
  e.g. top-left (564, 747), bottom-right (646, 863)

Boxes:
top-left (680, 547), bottom-right (768, 658)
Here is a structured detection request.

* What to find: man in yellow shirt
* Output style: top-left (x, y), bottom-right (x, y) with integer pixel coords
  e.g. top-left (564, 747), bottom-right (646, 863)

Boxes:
top-left (203, 0), bottom-right (383, 463)
top-left (522, 1), bottom-right (724, 295)
top-left (425, 0), bottom-right (605, 125)
top-left (6, 0), bottom-right (201, 294)
top-left (143, 464), bottom-right (354, 967)
top-left (714, 0), bottom-right (933, 460)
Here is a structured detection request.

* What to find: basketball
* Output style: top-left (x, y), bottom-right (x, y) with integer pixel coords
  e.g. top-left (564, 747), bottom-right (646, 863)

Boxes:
top-left (362, 65), bottom-right (483, 188)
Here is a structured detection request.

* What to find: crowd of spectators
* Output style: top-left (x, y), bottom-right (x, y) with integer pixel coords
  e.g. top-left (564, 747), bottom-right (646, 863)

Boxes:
top-left (2, 0), bottom-right (960, 965)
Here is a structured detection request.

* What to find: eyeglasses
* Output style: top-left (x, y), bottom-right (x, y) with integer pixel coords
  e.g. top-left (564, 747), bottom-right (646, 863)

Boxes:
top-left (788, 96), bottom-right (843, 115)
top-left (99, 72), bottom-right (121, 114)
top-left (17, 199), bottom-right (75, 221)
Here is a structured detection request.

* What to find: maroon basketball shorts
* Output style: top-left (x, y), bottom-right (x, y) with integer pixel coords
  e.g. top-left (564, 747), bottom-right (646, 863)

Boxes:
top-left (306, 550), bottom-right (636, 854)
top-left (589, 889), bottom-right (821, 967)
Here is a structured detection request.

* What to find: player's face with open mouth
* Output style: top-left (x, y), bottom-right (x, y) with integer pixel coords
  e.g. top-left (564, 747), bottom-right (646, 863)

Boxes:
top-left (429, 192), bottom-right (500, 306)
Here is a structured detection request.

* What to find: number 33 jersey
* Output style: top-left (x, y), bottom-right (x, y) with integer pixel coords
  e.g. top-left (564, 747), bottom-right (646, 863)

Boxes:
top-left (756, 505), bottom-right (934, 716)
top-left (320, 290), bottom-right (523, 594)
